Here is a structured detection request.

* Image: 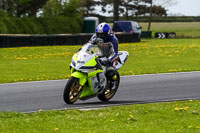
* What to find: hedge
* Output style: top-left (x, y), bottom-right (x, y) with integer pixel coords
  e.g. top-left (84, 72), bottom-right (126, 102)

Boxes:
top-left (130, 16), bottom-right (200, 22)
top-left (104, 16), bottom-right (200, 23)
top-left (0, 16), bottom-right (82, 34)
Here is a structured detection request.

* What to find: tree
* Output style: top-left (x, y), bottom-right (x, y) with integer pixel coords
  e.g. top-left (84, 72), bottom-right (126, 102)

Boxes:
top-left (42, 0), bottom-right (62, 16)
top-left (120, 0), bottom-right (149, 18)
top-left (113, 0), bottom-right (120, 21)
top-left (100, 0), bottom-right (112, 16)
top-left (147, 0), bottom-right (153, 31)
top-left (151, 5), bottom-right (167, 16)
top-left (0, 0), bottom-right (48, 17)
top-left (62, 0), bottom-right (82, 17)
top-left (100, 0), bottom-right (121, 21)
top-left (42, 0), bottom-right (82, 18)
top-left (80, 0), bottom-right (100, 17)
top-left (100, 0), bottom-right (151, 21)
top-left (0, 0), bottom-right (13, 15)
top-left (16, 0), bottom-right (48, 17)
top-left (146, 0), bottom-right (175, 31)
top-left (120, 0), bottom-right (135, 19)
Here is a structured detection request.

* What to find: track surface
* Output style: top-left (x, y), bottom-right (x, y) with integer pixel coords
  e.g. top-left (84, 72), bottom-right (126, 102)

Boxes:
top-left (0, 71), bottom-right (200, 112)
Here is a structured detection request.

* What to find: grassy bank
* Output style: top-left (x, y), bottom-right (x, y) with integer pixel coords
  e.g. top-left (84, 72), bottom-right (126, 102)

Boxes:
top-left (0, 38), bottom-right (200, 83)
top-left (139, 22), bottom-right (200, 38)
top-left (1, 100), bottom-right (200, 133)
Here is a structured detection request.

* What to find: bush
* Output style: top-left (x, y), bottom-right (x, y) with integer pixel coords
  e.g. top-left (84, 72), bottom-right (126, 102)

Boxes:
top-left (0, 16), bottom-right (82, 34)
top-left (0, 20), bottom-right (7, 33)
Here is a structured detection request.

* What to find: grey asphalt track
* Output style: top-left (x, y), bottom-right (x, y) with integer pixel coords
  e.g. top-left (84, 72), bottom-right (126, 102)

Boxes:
top-left (0, 71), bottom-right (200, 113)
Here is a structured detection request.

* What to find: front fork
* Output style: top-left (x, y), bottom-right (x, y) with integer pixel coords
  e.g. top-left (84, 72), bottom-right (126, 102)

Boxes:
top-left (70, 68), bottom-right (93, 98)
top-left (70, 67), bottom-right (104, 99)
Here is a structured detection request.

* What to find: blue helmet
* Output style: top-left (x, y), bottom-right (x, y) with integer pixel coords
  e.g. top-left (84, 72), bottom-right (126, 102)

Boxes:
top-left (96, 22), bottom-right (111, 39)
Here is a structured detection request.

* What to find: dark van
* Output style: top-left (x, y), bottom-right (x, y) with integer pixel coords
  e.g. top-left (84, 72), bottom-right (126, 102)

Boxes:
top-left (112, 21), bottom-right (142, 41)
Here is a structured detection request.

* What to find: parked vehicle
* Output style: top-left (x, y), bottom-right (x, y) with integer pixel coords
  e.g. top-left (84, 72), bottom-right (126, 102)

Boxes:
top-left (112, 21), bottom-right (142, 41)
top-left (63, 42), bottom-right (129, 104)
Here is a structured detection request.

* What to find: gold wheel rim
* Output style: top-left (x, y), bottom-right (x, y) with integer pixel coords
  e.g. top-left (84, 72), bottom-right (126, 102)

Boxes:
top-left (105, 79), bottom-right (119, 99)
top-left (69, 80), bottom-right (81, 103)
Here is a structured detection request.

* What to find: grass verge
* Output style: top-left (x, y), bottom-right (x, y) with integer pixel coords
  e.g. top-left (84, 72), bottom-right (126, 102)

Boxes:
top-left (1, 100), bottom-right (200, 133)
top-left (0, 38), bottom-right (200, 83)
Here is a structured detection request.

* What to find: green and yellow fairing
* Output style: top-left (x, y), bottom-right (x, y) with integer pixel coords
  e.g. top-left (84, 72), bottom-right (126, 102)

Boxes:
top-left (70, 56), bottom-right (104, 99)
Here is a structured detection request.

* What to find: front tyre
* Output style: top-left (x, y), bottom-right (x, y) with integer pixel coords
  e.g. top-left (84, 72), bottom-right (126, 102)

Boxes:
top-left (63, 77), bottom-right (82, 104)
top-left (98, 71), bottom-right (120, 101)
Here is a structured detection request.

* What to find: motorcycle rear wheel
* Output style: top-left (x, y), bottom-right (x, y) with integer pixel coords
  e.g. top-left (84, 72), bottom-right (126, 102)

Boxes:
top-left (63, 77), bottom-right (82, 104)
top-left (98, 71), bottom-right (120, 101)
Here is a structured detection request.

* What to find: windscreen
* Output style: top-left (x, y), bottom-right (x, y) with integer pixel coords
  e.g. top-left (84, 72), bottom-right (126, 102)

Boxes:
top-left (81, 43), bottom-right (102, 56)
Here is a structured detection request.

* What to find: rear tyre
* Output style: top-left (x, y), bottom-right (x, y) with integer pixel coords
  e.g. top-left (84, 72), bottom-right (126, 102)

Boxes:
top-left (98, 71), bottom-right (120, 101)
top-left (63, 77), bottom-right (82, 104)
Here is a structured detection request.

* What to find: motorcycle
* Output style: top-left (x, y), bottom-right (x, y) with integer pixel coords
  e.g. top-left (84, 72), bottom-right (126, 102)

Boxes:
top-left (63, 42), bottom-right (129, 104)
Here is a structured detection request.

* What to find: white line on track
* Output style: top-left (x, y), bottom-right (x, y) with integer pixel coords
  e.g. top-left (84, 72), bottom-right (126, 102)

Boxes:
top-left (121, 71), bottom-right (200, 78)
top-left (0, 79), bottom-right (66, 86)
top-left (23, 97), bottom-right (200, 113)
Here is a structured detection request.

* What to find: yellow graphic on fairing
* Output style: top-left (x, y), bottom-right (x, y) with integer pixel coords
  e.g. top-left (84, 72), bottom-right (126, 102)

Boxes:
top-left (73, 53), bottom-right (79, 62)
top-left (83, 57), bottom-right (97, 66)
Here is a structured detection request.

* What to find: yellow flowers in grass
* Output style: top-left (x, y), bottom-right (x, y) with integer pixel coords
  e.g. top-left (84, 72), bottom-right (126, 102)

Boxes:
top-left (173, 107), bottom-right (189, 111)
top-left (15, 57), bottom-right (28, 60)
top-left (65, 74), bottom-right (71, 79)
top-left (12, 78), bottom-right (24, 82)
top-left (188, 126), bottom-right (200, 129)
top-left (54, 128), bottom-right (59, 131)
top-left (128, 71), bottom-right (135, 75)
top-left (98, 112), bottom-right (103, 117)
top-left (129, 113), bottom-right (134, 118)
top-left (188, 126), bottom-right (192, 128)
top-left (128, 113), bottom-right (138, 121)
top-left (10, 51), bottom-right (73, 60)
top-left (168, 69), bottom-right (179, 72)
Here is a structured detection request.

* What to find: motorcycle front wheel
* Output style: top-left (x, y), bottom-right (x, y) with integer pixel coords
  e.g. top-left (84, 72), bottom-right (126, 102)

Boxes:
top-left (98, 71), bottom-right (120, 101)
top-left (63, 77), bottom-right (82, 104)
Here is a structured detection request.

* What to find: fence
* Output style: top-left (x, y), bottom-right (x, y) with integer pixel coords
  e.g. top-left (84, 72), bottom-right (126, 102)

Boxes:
top-left (0, 33), bottom-right (140, 48)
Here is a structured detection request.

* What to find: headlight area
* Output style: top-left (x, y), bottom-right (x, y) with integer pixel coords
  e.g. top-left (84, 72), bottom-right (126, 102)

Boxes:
top-left (72, 59), bottom-right (76, 67)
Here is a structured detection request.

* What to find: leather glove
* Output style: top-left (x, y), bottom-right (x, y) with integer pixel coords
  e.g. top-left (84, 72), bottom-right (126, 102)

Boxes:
top-left (99, 57), bottom-right (111, 66)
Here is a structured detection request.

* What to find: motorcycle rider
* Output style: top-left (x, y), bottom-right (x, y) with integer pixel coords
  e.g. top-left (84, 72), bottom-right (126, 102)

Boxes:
top-left (89, 22), bottom-right (119, 90)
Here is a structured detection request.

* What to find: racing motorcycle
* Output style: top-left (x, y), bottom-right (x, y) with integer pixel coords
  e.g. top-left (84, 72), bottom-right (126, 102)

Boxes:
top-left (63, 42), bottom-right (129, 104)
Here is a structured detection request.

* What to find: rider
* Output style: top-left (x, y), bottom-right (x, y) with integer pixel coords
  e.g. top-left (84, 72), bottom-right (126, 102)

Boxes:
top-left (89, 22), bottom-right (119, 89)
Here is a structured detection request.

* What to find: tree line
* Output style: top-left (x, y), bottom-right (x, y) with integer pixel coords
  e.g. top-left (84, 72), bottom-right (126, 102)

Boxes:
top-left (0, 0), bottom-right (173, 33)
top-left (0, 0), bottom-right (83, 34)
top-left (0, 0), bottom-right (168, 19)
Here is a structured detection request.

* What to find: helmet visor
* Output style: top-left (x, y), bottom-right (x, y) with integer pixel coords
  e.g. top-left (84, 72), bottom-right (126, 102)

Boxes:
top-left (96, 32), bottom-right (108, 39)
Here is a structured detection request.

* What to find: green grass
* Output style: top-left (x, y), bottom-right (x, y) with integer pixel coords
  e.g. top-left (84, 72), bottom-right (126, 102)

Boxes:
top-left (1, 100), bottom-right (200, 133)
top-left (0, 45), bottom-right (79, 83)
top-left (139, 22), bottom-right (200, 38)
top-left (120, 38), bottom-right (200, 75)
top-left (1, 38), bottom-right (200, 132)
top-left (0, 38), bottom-right (200, 83)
